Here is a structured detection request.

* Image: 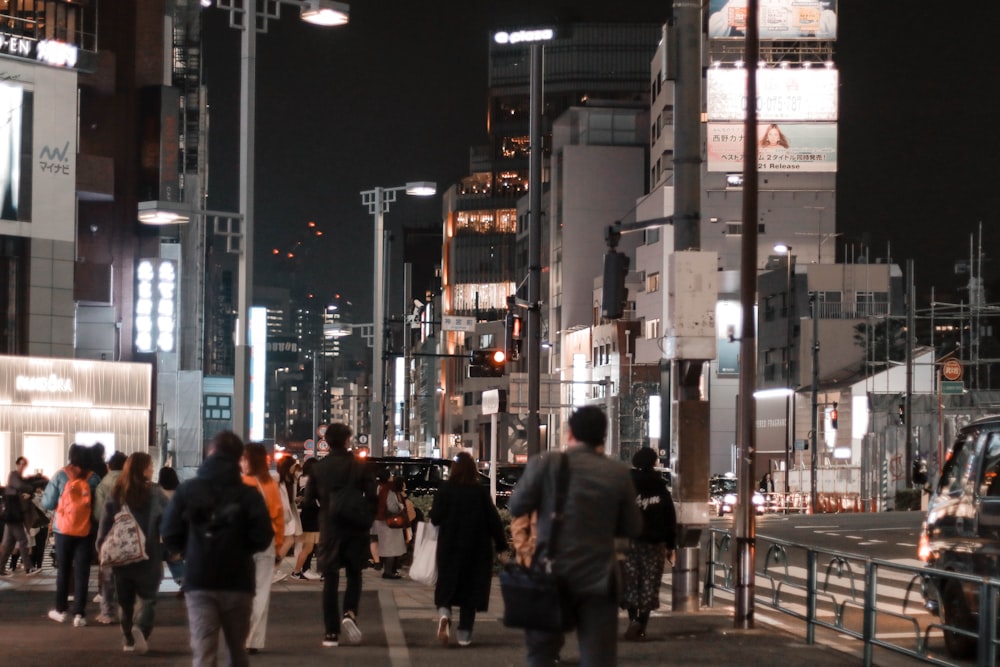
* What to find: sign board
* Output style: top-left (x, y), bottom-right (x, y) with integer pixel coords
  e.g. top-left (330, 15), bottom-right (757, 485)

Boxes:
top-left (942, 359), bottom-right (963, 381)
top-left (942, 380), bottom-right (965, 395)
top-left (316, 439), bottom-right (330, 459)
top-left (304, 438), bottom-right (316, 458)
top-left (442, 315), bottom-right (476, 332)
top-left (482, 389), bottom-right (501, 415)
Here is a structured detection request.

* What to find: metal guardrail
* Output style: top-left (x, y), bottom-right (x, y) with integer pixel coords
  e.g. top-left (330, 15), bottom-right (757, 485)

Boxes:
top-left (703, 528), bottom-right (1000, 667)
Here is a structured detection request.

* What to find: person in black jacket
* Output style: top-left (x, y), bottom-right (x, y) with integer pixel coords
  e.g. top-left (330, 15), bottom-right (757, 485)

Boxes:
top-left (160, 431), bottom-right (272, 667)
top-left (621, 447), bottom-right (677, 641)
top-left (303, 423), bottom-right (377, 648)
top-left (430, 451), bottom-right (507, 647)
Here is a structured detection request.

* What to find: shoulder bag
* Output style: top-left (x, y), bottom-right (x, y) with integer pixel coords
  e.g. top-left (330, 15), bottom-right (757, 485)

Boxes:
top-left (499, 452), bottom-right (576, 632)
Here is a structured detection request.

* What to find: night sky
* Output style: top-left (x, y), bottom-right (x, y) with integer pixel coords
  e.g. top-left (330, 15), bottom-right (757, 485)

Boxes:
top-left (201, 2), bottom-right (1000, 322)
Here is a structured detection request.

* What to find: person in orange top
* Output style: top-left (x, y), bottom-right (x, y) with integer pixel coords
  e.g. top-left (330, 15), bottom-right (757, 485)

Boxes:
top-left (241, 442), bottom-right (284, 655)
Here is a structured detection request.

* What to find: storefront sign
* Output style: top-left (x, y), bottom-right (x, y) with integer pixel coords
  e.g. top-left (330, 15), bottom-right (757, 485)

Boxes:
top-left (15, 373), bottom-right (73, 393)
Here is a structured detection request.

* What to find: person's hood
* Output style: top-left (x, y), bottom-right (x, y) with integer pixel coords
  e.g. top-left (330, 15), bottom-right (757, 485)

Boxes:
top-left (196, 453), bottom-right (242, 485)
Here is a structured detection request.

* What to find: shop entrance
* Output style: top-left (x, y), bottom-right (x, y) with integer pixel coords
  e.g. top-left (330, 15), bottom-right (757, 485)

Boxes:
top-left (23, 432), bottom-right (65, 478)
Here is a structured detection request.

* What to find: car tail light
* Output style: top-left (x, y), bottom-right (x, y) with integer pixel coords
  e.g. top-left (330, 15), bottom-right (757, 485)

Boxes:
top-left (918, 531), bottom-right (931, 562)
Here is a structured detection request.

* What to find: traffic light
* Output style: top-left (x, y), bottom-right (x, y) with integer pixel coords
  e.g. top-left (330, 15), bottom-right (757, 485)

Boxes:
top-left (505, 310), bottom-right (523, 361)
top-left (469, 348), bottom-right (506, 377)
top-left (897, 403), bottom-right (905, 425)
top-left (601, 251), bottom-right (630, 319)
top-left (830, 402), bottom-right (839, 429)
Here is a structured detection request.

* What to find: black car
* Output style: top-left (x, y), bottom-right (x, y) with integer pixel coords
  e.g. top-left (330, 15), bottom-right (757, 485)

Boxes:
top-left (364, 456), bottom-right (515, 507)
top-left (920, 415), bottom-right (1000, 658)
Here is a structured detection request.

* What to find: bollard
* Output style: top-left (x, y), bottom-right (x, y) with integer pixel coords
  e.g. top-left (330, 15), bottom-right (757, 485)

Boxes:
top-left (672, 546), bottom-right (701, 612)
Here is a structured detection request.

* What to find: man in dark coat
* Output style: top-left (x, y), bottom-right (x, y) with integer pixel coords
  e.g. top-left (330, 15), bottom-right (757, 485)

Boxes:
top-left (160, 431), bottom-right (272, 667)
top-left (429, 451), bottom-right (507, 646)
top-left (303, 423), bottom-right (377, 648)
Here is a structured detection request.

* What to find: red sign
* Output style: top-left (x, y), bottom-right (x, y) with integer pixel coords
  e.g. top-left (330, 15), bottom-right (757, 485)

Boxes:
top-left (942, 359), bottom-right (963, 381)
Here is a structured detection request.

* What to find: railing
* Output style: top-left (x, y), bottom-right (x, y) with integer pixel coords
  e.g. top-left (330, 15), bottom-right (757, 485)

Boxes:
top-left (703, 528), bottom-right (1000, 667)
top-left (815, 301), bottom-right (890, 320)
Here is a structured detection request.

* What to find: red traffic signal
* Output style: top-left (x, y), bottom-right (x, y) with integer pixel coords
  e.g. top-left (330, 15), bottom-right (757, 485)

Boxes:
top-left (469, 348), bottom-right (506, 377)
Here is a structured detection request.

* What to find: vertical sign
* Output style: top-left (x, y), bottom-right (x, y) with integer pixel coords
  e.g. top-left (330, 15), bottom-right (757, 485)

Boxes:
top-left (249, 306), bottom-right (267, 442)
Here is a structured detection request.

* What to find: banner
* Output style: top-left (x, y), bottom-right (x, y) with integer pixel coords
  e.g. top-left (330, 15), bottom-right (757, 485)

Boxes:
top-left (707, 68), bottom-right (838, 122)
top-left (708, 122), bottom-right (837, 172)
top-left (708, 0), bottom-right (837, 40)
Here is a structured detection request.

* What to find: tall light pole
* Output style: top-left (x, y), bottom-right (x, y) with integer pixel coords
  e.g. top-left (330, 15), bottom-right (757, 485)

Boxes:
top-left (774, 243), bottom-right (794, 495)
top-left (219, 0), bottom-right (349, 440)
top-left (361, 182), bottom-right (436, 456)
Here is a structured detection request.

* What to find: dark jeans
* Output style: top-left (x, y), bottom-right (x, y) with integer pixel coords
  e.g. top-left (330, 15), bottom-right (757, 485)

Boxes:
top-left (115, 561), bottom-right (162, 641)
top-left (320, 535), bottom-right (367, 635)
top-left (54, 532), bottom-right (95, 616)
top-left (0, 521), bottom-right (33, 571)
top-left (525, 593), bottom-right (619, 667)
top-left (185, 589), bottom-right (253, 667)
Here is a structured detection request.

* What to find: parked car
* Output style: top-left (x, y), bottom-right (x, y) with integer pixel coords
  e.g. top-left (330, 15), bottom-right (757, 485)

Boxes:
top-left (364, 456), bottom-right (515, 508)
top-left (709, 473), bottom-right (765, 516)
top-left (920, 415), bottom-right (1000, 658)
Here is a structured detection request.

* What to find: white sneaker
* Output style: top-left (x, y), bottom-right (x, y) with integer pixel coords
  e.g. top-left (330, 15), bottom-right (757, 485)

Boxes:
top-left (48, 609), bottom-right (67, 623)
top-left (133, 630), bottom-right (148, 655)
top-left (272, 569), bottom-right (289, 584)
top-left (340, 614), bottom-right (362, 645)
top-left (73, 614), bottom-right (87, 627)
top-left (303, 570), bottom-right (322, 580)
top-left (93, 593), bottom-right (102, 603)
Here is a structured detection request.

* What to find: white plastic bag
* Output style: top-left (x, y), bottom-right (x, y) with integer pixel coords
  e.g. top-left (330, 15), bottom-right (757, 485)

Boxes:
top-left (409, 521), bottom-right (438, 586)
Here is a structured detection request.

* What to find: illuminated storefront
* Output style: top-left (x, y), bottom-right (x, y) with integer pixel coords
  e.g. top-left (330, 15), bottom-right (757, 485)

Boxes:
top-left (0, 355), bottom-right (152, 480)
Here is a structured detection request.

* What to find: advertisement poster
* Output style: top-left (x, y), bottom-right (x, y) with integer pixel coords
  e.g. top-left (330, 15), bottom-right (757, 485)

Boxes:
top-left (708, 0), bottom-right (837, 40)
top-left (707, 122), bottom-right (837, 172)
top-left (707, 67), bottom-right (838, 122)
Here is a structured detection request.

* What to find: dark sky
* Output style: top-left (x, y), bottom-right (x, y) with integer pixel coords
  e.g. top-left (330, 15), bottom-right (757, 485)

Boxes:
top-left (202, 2), bottom-right (1000, 321)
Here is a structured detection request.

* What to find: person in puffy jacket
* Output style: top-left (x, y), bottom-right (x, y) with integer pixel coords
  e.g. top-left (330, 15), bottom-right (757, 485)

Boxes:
top-left (621, 447), bottom-right (676, 641)
top-left (160, 431), bottom-right (272, 667)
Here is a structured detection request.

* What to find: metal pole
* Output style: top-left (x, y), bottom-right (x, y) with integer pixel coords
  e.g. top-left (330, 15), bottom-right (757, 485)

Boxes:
top-left (784, 252), bottom-right (794, 494)
top-left (372, 187), bottom-right (385, 456)
top-left (403, 263), bottom-right (413, 445)
top-left (905, 259), bottom-right (914, 488)
top-left (233, 10), bottom-right (256, 441)
top-left (490, 412), bottom-right (498, 503)
top-left (734, 0), bottom-right (760, 629)
top-left (526, 42), bottom-right (542, 457)
top-left (810, 291), bottom-right (820, 513)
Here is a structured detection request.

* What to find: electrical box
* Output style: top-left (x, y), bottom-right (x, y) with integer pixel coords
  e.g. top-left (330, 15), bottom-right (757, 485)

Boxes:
top-left (665, 251), bottom-right (718, 360)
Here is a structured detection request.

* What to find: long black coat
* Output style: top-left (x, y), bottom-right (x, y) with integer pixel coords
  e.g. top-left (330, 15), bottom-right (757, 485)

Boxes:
top-left (429, 481), bottom-right (507, 611)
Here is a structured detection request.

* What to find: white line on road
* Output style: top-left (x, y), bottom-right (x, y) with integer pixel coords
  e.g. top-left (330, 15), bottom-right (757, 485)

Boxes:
top-left (380, 589), bottom-right (411, 667)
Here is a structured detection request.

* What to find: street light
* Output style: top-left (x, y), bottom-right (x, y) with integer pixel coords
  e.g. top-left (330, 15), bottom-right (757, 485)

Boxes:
top-left (214, 0), bottom-right (349, 440)
top-left (361, 182), bottom-right (437, 456)
top-left (774, 242), bottom-right (794, 496)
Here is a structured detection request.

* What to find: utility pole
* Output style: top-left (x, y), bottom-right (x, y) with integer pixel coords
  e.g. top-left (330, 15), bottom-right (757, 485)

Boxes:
top-left (734, 0), bottom-right (760, 629)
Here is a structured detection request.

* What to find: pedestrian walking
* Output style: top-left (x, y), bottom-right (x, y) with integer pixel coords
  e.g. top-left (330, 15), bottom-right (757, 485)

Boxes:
top-left (93, 450), bottom-right (127, 624)
top-left (290, 457), bottom-right (321, 580)
top-left (429, 451), bottom-right (507, 647)
top-left (41, 443), bottom-right (101, 627)
top-left (621, 447), bottom-right (676, 641)
top-left (95, 452), bottom-right (168, 654)
top-left (157, 466), bottom-right (185, 589)
top-left (508, 406), bottom-right (642, 667)
top-left (160, 430), bottom-right (273, 667)
top-left (302, 423), bottom-right (376, 648)
top-left (273, 456), bottom-right (302, 580)
top-left (0, 456), bottom-right (39, 576)
top-left (240, 442), bottom-right (284, 654)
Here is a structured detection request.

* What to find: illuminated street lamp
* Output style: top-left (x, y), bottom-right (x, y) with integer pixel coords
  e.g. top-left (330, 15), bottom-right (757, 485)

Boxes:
top-left (774, 242), bottom-right (794, 495)
top-left (361, 182), bottom-right (437, 456)
top-left (213, 0), bottom-right (349, 440)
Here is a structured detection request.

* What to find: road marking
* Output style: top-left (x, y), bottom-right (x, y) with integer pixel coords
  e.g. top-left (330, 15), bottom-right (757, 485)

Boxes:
top-left (897, 542), bottom-right (918, 548)
top-left (380, 589), bottom-right (411, 667)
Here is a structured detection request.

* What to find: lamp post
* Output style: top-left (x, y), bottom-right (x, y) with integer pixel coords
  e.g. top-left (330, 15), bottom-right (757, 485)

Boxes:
top-left (217, 0), bottom-right (349, 440)
top-left (774, 243), bottom-right (794, 496)
top-left (360, 182), bottom-right (436, 456)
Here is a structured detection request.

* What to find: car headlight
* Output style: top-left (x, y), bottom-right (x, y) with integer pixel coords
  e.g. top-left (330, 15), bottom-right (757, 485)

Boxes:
top-left (752, 492), bottom-right (764, 505)
top-left (723, 493), bottom-right (737, 505)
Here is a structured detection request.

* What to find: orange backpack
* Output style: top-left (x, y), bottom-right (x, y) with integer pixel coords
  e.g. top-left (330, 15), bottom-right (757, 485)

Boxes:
top-left (55, 467), bottom-right (94, 537)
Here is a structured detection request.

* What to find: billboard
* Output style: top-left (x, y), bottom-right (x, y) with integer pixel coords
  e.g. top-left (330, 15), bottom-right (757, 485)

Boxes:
top-left (708, 122), bottom-right (837, 172)
top-left (707, 67), bottom-right (838, 122)
top-left (708, 0), bottom-right (837, 40)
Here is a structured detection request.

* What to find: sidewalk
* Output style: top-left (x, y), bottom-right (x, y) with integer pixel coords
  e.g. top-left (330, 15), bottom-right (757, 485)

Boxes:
top-left (0, 560), bottom-right (915, 666)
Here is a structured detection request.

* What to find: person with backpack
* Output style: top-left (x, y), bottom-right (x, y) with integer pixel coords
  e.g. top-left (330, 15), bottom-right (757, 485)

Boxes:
top-left (303, 423), bottom-right (377, 648)
top-left (96, 452), bottom-right (168, 654)
top-left (161, 431), bottom-right (272, 667)
top-left (41, 443), bottom-right (101, 627)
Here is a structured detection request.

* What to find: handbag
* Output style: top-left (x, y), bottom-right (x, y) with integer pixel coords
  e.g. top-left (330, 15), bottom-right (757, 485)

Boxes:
top-left (500, 453), bottom-right (575, 632)
top-left (99, 503), bottom-right (151, 567)
top-left (385, 510), bottom-right (409, 529)
top-left (408, 521), bottom-right (439, 586)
